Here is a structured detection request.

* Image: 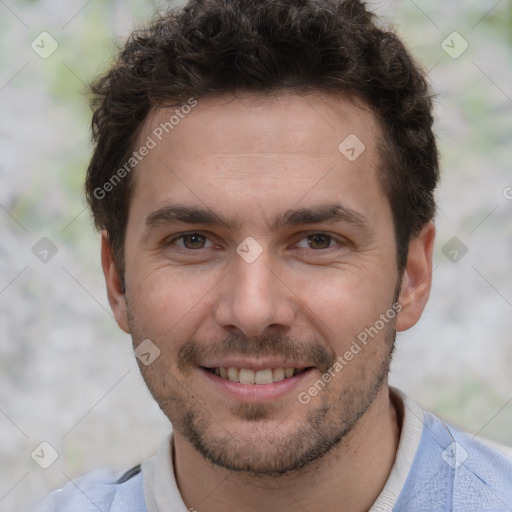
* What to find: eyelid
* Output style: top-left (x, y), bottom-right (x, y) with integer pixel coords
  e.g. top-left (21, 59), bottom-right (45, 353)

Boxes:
top-left (166, 231), bottom-right (216, 249)
top-left (165, 230), bottom-right (348, 251)
top-left (293, 231), bottom-right (347, 250)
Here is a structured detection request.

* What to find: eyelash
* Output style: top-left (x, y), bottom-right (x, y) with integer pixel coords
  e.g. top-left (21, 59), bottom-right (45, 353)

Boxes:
top-left (166, 231), bottom-right (346, 252)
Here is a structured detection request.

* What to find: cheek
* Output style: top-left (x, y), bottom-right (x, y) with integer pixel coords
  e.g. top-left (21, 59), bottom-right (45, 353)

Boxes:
top-left (127, 264), bottom-right (218, 338)
top-left (296, 266), bottom-right (395, 347)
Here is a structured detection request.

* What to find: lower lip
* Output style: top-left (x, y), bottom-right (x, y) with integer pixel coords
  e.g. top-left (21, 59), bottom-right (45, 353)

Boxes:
top-left (200, 367), bottom-right (314, 402)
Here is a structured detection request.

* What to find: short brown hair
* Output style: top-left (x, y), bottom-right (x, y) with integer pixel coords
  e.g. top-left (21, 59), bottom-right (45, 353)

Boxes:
top-left (85, 0), bottom-right (439, 280)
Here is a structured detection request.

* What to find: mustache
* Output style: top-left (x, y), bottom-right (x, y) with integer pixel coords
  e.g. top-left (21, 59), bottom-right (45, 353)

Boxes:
top-left (178, 332), bottom-right (336, 373)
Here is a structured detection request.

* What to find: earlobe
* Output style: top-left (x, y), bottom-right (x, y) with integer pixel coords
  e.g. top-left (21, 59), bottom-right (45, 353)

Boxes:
top-left (100, 231), bottom-right (130, 334)
top-left (395, 222), bottom-right (436, 332)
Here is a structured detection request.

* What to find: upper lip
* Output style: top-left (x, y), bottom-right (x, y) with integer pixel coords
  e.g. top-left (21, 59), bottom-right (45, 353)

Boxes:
top-left (200, 359), bottom-right (314, 371)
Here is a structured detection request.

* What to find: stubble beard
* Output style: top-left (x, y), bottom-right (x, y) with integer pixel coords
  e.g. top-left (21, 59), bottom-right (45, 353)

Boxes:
top-left (127, 303), bottom-right (397, 478)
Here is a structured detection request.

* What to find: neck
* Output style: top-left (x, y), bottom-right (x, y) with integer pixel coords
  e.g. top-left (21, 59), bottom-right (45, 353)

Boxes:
top-left (173, 384), bottom-right (400, 512)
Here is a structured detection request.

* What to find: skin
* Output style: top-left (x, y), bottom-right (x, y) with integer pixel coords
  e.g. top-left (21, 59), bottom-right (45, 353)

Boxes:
top-left (101, 91), bottom-right (435, 512)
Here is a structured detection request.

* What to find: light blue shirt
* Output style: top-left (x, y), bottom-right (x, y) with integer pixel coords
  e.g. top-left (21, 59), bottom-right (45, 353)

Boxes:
top-left (33, 389), bottom-right (512, 511)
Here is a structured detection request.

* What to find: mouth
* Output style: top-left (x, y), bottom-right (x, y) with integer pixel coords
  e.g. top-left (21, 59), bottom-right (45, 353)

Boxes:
top-left (202, 366), bottom-right (312, 384)
top-left (200, 365), bottom-right (315, 402)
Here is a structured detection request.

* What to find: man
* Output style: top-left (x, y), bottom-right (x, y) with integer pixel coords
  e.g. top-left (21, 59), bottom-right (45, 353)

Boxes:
top-left (36, 0), bottom-right (512, 510)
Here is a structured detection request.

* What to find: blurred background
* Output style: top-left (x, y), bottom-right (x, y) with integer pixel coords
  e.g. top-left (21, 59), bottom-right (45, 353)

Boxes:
top-left (0, 0), bottom-right (511, 510)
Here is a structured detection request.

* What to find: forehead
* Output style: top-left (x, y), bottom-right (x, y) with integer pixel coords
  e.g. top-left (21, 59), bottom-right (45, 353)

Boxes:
top-left (128, 91), bottom-right (387, 230)
top-left (141, 91), bottom-right (380, 159)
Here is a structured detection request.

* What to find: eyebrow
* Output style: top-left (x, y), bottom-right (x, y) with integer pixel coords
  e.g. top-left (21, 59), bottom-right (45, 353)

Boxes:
top-left (144, 203), bottom-right (372, 234)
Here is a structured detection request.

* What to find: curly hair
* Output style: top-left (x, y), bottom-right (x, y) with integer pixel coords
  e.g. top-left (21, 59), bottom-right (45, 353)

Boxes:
top-left (85, 0), bottom-right (439, 280)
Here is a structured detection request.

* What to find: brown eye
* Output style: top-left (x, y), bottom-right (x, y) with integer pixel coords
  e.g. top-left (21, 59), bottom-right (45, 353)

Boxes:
top-left (181, 234), bottom-right (207, 249)
top-left (169, 233), bottom-right (212, 250)
top-left (306, 234), bottom-right (334, 250)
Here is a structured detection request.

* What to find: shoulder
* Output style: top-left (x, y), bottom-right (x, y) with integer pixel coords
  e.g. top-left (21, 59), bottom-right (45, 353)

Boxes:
top-left (398, 406), bottom-right (512, 511)
top-left (441, 418), bottom-right (512, 510)
top-left (423, 409), bottom-right (512, 470)
top-left (32, 465), bottom-right (146, 512)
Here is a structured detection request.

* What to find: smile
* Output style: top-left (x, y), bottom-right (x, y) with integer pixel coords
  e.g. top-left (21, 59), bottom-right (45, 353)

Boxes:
top-left (200, 365), bottom-right (315, 402)
top-left (204, 367), bottom-right (310, 385)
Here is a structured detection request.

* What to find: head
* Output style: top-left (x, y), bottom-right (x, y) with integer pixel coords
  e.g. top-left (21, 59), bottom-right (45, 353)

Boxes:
top-left (87, 0), bottom-right (438, 476)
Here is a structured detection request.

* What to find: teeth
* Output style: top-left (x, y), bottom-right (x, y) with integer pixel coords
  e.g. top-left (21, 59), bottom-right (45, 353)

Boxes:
top-left (239, 369), bottom-right (254, 384)
top-left (211, 366), bottom-right (302, 384)
top-left (272, 368), bottom-right (285, 382)
top-left (227, 367), bottom-right (239, 382)
top-left (255, 369), bottom-right (273, 384)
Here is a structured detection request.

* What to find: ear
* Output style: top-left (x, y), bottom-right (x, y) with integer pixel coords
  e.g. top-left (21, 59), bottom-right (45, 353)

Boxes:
top-left (101, 230), bottom-right (130, 334)
top-left (395, 221), bottom-right (435, 332)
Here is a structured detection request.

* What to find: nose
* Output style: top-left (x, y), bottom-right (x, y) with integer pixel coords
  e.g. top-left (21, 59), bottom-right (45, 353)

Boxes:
top-left (213, 252), bottom-right (296, 337)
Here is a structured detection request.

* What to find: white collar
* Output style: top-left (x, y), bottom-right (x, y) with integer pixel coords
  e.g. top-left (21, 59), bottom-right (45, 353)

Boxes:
top-left (141, 432), bottom-right (188, 512)
top-left (368, 387), bottom-right (425, 511)
top-left (141, 387), bottom-right (425, 512)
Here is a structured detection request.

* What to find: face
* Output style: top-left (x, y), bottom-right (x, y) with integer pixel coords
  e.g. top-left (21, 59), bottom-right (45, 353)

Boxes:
top-left (102, 92), bottom-right (432, 476)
